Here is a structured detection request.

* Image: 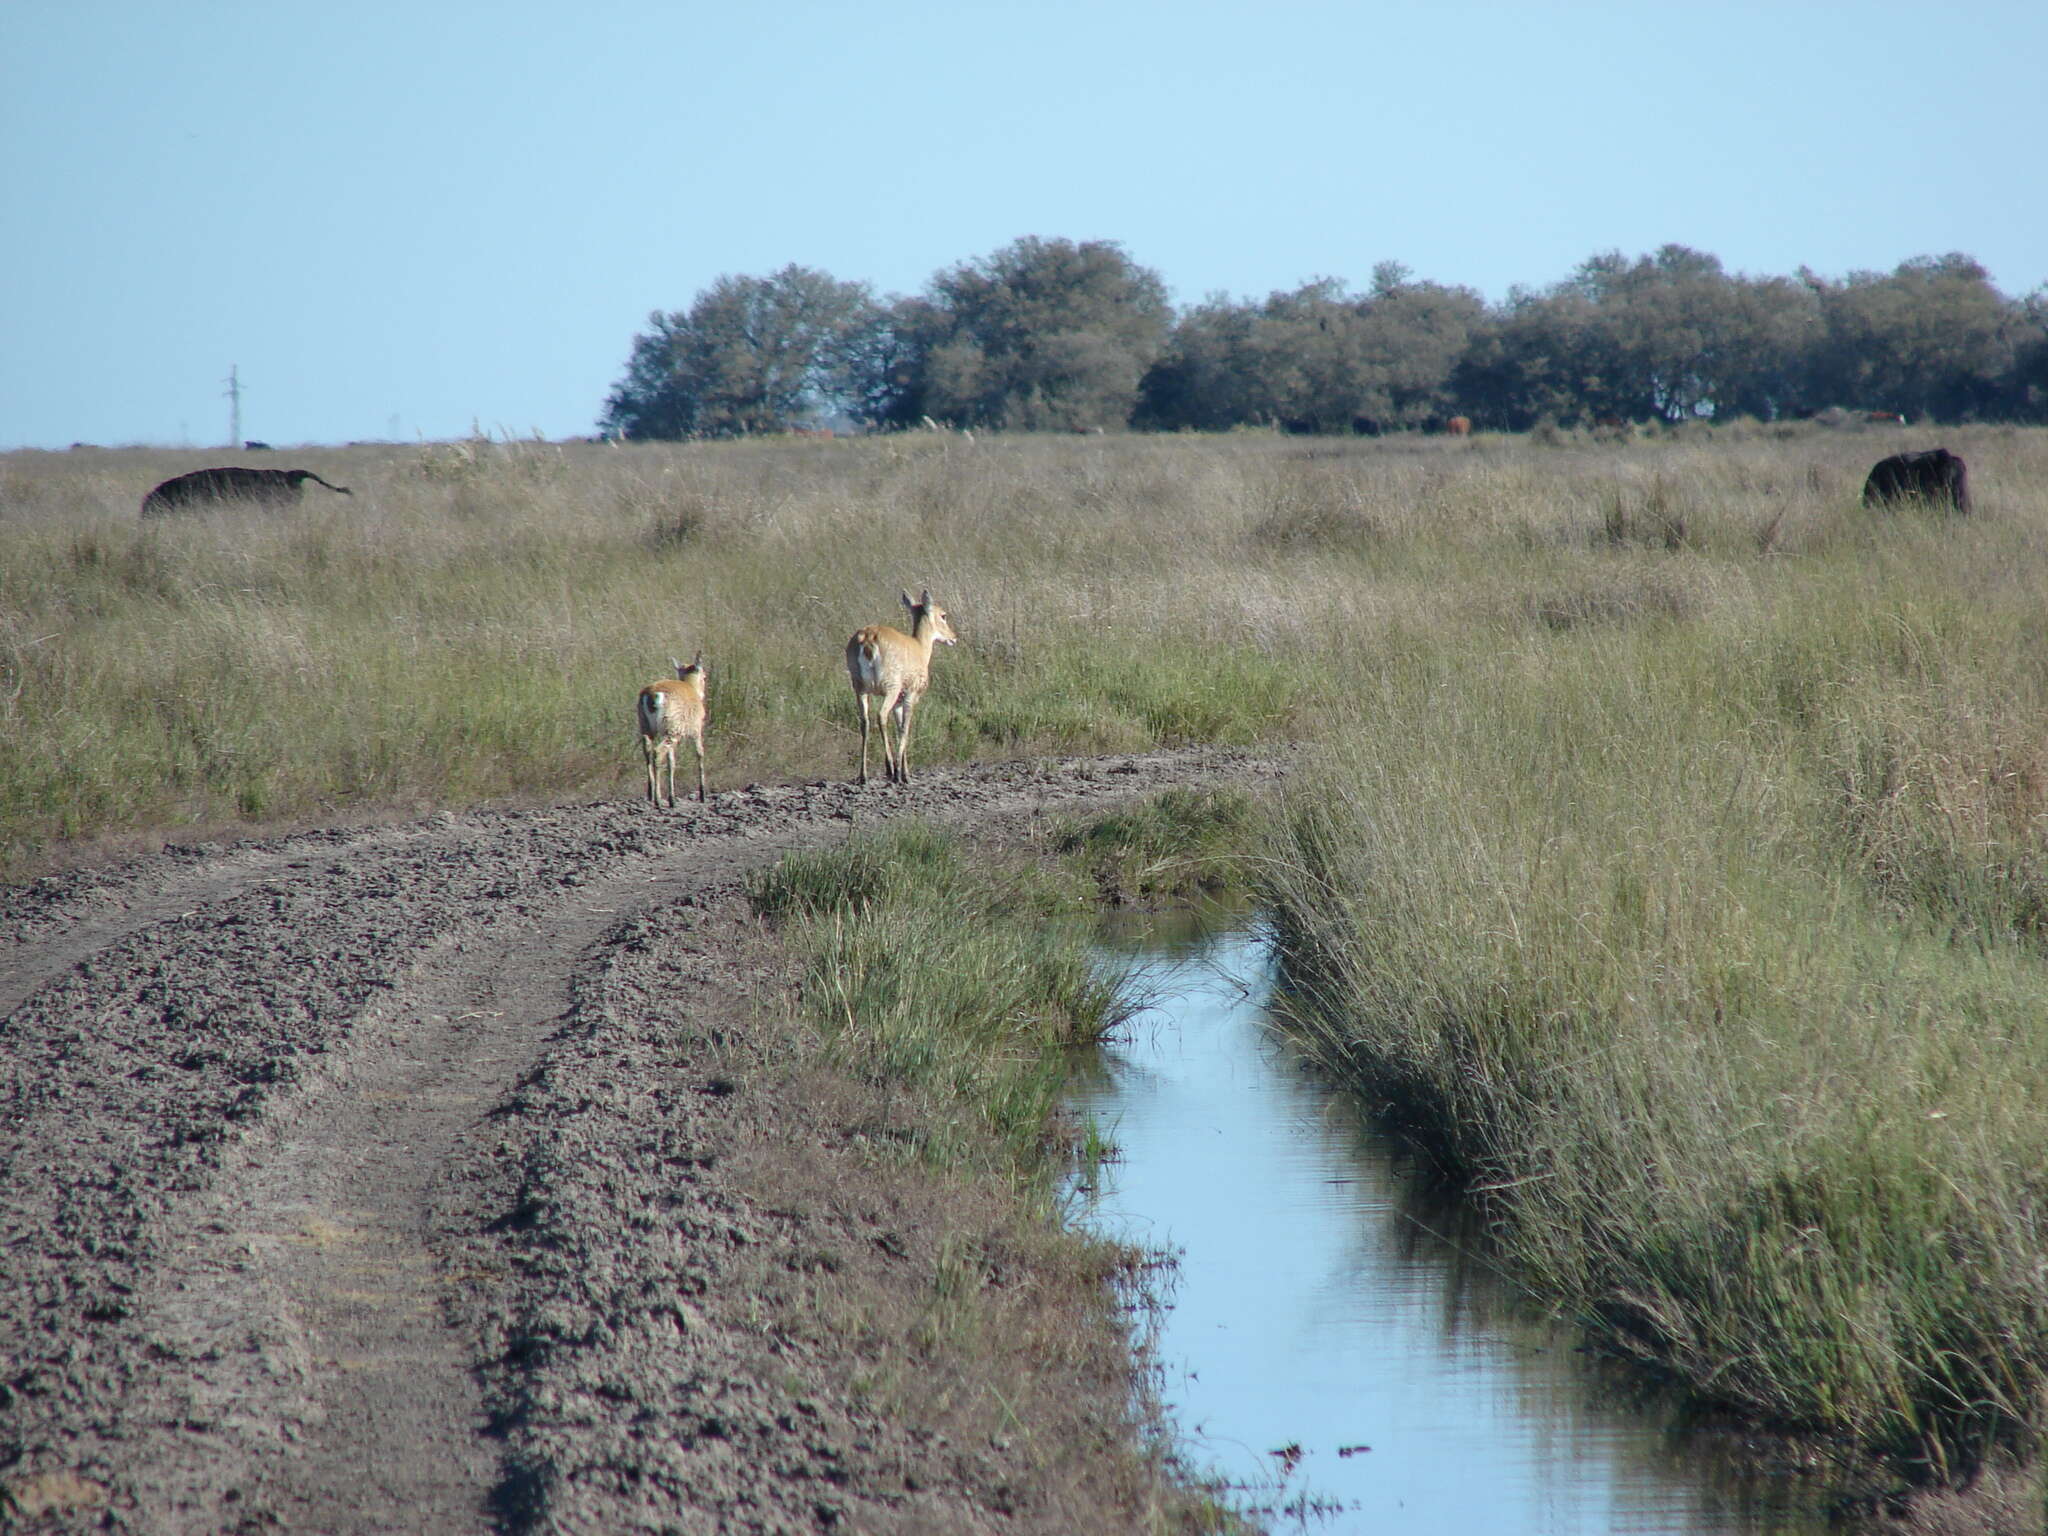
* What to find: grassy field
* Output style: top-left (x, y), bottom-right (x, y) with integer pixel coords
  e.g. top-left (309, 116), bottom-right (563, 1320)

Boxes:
top-left (8, 422), bottom-right (2048, 1508)
top-left (1235, 426), bottom-right (2048, 1502)
top-left (2, 430), bottom-right (1346, 873)
top-left (5, 422), bottom-right (2026, 875)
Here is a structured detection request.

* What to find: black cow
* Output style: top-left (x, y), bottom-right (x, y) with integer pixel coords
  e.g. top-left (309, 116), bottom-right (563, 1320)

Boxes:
top-left (141, 466), bottom-right (353, 517)
top-left (1861, 448), bottom-right (1971, 515)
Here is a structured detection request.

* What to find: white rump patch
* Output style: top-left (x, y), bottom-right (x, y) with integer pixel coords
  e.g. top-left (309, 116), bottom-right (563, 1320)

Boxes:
top-left (852, 642), bottom-right (884, 692)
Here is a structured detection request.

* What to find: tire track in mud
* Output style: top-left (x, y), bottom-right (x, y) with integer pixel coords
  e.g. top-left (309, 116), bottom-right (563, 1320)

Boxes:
top-left (0, 820), bottom-right (487, 1020)
top-left (118, 838), bottom-right (817, 1534)
top-left (1, 749), bottom-right (1284, 1533)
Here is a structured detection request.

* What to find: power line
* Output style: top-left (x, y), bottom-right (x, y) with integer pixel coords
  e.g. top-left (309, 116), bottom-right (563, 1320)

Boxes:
top-left (223, 364), bottom-right (242, 448)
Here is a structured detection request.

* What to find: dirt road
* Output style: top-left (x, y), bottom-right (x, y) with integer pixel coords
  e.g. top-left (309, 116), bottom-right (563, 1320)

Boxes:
top-left (1, 748), bottom-right (1282, 1534)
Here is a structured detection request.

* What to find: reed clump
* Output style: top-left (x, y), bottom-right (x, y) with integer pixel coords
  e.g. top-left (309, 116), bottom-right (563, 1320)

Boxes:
top-left (1050, 785), bottom-right (1259, 901)
top-left (1259, 501), bottom-right (2048, 1488)
top-left (747, 823), bottom-right (1130, 1177)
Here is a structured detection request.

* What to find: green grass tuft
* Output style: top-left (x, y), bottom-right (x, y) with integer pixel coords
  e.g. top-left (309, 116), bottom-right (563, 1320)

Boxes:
top-left (1051, 785), bottom-right (1261, 901)
top-left (749, 824), bottom-right (1136, 1177)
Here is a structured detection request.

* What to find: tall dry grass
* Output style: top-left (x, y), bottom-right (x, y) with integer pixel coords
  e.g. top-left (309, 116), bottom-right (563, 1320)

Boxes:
top-left (9, 423), bottom-right (2032, 876)
top-left (1252, 422), bottom-right (2048, 1491)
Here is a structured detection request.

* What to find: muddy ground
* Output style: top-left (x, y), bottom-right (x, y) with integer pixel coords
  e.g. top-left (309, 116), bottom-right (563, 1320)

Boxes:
top-left (1, 747), bottom-right (1286, 1534)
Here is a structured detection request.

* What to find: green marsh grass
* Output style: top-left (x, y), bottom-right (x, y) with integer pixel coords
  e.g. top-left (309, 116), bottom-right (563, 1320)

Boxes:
top-left (747, 822), bottom-right (1131, 1179)
top-left (1260, 482), bottom-right (2048, 1488)
top-left (1050, 784), bottom-right (1260, 901)
top-left (741, 819), bottom-right (1241, 1533)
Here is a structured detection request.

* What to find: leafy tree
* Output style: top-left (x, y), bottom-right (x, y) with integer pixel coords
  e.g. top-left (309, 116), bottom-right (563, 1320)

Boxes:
top-left (1138, 270), bottom-right (1483, 433)
top-left (836, 295), bottom-right (931, 430)
top-left (1134, 295), bottom-right (1263, 430)
top-left (1462, 248), bottom-right (1818, 426)
top-left (2006, 289), bottom-right (2048, 422)
top-left (603, 243), bottom-right (2043, 438)
top-left (602, 265), bottom-right (877, 439)
top-left (1564, 245), bottom-right (1734, 422)
top-left (1355, 275), bottom-right (1487, 426)
top-left (891, 237), bottom-right (1172, 431)
top-left (1469, 247), bottom-right (2032, 428)
top-left (1452, 286), bottom-right (1606, 430)
top-left (1245, 278), bottom-right (1372, 432)
top-left (1700, 274), bottom-right (1822, 421)
top-left (1805, 255), bottom-right (2016, 420)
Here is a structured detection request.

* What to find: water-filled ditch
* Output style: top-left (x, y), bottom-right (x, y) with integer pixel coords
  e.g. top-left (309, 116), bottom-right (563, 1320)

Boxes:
top-left (1068, 907), bottom-right (1844, 1534)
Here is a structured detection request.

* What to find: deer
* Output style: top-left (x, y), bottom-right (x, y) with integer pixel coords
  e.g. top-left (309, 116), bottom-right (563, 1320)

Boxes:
top-left (846, 590), bottom-right (958, 785)
top-left (637, 653), bottom-right (708, 807)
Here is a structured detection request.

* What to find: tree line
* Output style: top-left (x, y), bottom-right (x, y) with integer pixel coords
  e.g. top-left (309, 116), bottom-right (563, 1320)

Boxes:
top-left (600, 238), bottom-right (2048, 439)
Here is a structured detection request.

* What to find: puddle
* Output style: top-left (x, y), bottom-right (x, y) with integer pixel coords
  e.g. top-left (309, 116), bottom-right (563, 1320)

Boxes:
top-left (1068, 912), bottom-right (1840, 1534)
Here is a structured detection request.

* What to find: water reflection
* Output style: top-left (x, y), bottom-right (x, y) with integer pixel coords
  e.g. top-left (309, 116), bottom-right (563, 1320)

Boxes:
top-left (1071, 912), bottom-right (1839, 1535)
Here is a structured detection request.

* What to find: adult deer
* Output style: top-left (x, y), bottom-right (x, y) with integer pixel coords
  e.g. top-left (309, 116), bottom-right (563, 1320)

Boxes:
top-left (637, 653), bottom-right (708, 807)
top-left (846, 590), bottom-right (958, 785)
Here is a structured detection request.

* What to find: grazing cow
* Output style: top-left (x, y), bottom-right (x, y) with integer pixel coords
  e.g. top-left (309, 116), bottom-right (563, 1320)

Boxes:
top-left (1862, 448), bottom-right (1971, 515)
top-left (1446, 416), bottom-right (1472, 437)
top-left (1864, 412), bottom-right (1907, 426)
top-left (141, 466), bottom-right (353, 517)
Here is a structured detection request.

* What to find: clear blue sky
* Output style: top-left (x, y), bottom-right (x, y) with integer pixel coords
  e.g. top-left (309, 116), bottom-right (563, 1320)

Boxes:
top-left (4, 1), bottom-right (2042, 450)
